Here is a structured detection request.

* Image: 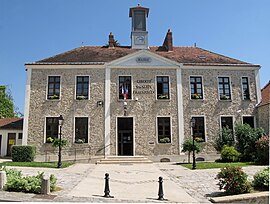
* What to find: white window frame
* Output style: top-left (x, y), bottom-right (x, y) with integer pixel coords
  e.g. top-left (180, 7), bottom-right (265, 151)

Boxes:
top-left (73, 116), bottom-right (90, 144)
top-left (46, 75), bottom-right (62, 101)
top-left (156, 116), bottom-right (172, 144)
top-left (190, 115), bottom-right (207, 142)
top-left (189, 75), bottom-right (204, 100)
top-left (217, 76), bottom-right (232, 101)
top-left (75, 75), bottom-right (90, 100)
top-left (241, 76), bottom-right (251, 100)
top-left (155, 75), bottom-right (171, 101)
top-left (118, 75), bottom-right (133, 101)
top-left (219, 115), bottom-right (235, 130)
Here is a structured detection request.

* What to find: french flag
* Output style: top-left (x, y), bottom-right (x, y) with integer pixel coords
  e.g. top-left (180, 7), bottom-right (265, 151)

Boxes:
top-left (122, 84), bottom-right (128, 100)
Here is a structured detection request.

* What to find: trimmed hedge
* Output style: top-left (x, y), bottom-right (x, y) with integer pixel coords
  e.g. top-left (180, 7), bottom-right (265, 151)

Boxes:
top-left (11, 145), bottom-right (36, 162)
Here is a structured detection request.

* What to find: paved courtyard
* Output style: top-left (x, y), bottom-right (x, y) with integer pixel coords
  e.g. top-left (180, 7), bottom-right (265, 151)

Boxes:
top-left (0, 160), bottom-right (266, 203)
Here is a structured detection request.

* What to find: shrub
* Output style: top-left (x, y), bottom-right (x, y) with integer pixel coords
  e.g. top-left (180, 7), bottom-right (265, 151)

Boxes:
top-left (0, 167), bottom-right (57, 194)
top-left (253, 167), bottom-right (269, 190)
top-left (220, 145), bottom-right (240, 162)
top-left (215, 126), bottom-right (234, 152)
top-left (182, 138), bottom-right (202, 163)
top-left (51, 138), bottom-right (68, 148)
top-left (255, 135), bottom-right (269, 165)
top-left (11, 145), bottom-right (36, 162)
top-left (235, 123), bottom-right (264, 162)
top-left (216, 166), bottom-right (251, 195)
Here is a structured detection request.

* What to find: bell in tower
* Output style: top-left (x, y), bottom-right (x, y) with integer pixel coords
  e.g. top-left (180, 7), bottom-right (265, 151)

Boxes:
top-left (129, 4), bottom-right (149, 49)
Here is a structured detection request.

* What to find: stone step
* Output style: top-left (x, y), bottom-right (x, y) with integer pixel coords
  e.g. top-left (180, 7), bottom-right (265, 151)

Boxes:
top-left (96, 156), bottom-right (152, 164)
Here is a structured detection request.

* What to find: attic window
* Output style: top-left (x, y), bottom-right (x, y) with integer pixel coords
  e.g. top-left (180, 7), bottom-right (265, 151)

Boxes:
top-left (197, 56), bottom-right (206, 59)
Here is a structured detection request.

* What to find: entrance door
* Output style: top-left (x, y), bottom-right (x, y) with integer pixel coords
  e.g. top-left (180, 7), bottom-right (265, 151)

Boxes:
top-left (7, 133), bottom-right (16, 156)
top-left (117, 118), bottom-right (133, 156)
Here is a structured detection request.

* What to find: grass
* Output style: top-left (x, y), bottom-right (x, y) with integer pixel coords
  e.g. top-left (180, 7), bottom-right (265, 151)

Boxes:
top-left (0, 161), bottom-right (74, 168)
top-left (179, 162), bottom-right (256, 169)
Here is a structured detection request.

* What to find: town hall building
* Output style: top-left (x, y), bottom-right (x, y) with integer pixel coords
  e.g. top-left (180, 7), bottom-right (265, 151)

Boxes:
top-left (23, 5), bottom-right (261, 162)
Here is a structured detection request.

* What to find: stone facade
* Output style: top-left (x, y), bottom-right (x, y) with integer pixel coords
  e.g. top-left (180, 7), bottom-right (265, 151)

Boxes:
top-left (257, 104), bottom-right (270, 135)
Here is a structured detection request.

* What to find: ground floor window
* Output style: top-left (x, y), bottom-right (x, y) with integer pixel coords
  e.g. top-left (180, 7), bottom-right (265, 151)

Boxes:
top-left (157, 117), bottom-right (171, 143)
top-left (192, 117), bottom-right (205, 142)
top-left (45, 117), bottom-right (59, 143)
top-left (18, 133), bottom-right (23, 139)
top-left (242, 116), bottom-right (254, 128)
top-left (221, 116), bottom-right (233, 130)
top-left (75, 117), bottom-right (88, 143)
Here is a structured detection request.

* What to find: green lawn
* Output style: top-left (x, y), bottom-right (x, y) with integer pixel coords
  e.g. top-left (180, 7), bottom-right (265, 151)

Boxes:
top-left (179, 162), bottom-right (257, 169)
top-left (0, 161), bottom-right (74, 168)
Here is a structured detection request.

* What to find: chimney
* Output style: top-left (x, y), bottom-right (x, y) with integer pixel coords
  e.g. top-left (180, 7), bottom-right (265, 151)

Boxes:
top-left (162, 29), bottom-right (173, 51)
top-left (108, 32), bottom-right (115, 48)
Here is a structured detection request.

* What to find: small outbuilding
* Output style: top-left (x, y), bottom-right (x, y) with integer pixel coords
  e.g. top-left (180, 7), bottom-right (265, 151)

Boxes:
top-left (0, 118), bottom-right (23, 157)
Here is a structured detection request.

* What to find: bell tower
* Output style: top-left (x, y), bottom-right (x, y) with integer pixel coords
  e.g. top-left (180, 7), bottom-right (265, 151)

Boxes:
top-left (129, 4), bottom-right (149, 49)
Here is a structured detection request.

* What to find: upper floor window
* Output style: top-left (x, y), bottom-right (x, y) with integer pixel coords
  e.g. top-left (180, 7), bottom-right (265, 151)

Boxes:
top-left (157, 117), bottom-right (171, 143)
top-left (47, 76), bottom-right (60, 100)
top-left (75, 117), bottom-right (88, 143)
top-left (157, 76), bottom-right (170, 100)
top-left (218, 77), bottom-right (231, 100)
top-left (190, 76), bottom-right (203, 99)
top-left (242, 77), bottom-right (250, 100)
top-left (76, 76), bottom-right (89, 100)
top-left (119, 76), bottom-right (132, 100)
top-left (192, 117), bottom-right (206, 142)
top-left (45, 117), bottom-right (58, 143)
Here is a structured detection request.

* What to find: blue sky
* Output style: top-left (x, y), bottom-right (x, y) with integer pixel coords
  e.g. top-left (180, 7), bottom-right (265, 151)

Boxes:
top-left (0, 0), bottom-right (269, 114)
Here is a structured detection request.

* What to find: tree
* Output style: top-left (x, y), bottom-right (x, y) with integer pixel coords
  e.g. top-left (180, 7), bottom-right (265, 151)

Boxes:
top-left (182, 138), bottom-right (202, 163)
top-left (0, 86), bottom-right (15, 118)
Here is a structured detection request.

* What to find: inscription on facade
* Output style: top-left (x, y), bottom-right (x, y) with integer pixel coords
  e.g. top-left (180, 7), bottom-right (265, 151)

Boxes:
top-left (133, 79), bottom-right (154, 94)
top-left (136, 57), bottom-right (152, 63)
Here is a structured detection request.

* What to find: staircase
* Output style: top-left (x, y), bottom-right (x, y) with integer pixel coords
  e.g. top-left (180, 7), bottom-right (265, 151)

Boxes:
top-left (96, 156), bottom-right (152, 164)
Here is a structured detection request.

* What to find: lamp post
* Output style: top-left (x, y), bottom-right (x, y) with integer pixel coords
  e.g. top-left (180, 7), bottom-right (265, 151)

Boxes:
top-left (190, 118), bottom-right (196, 170)
top-left (57, 115), bottom-right (64, 168)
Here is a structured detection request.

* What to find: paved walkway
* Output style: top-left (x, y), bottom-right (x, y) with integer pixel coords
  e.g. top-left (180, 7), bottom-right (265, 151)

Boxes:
top-left (0, 160), bottom-right (266, 203)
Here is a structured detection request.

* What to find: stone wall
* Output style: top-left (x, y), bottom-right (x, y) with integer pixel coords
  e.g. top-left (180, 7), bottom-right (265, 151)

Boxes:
top-left (182, 69), bottom-right (257, 152)
top-left (28, 68), bottom-right (105, 158)
top-left (257, 104), bottom-right (270, 135)
top-left (110, 68), bottom-right (179, 156)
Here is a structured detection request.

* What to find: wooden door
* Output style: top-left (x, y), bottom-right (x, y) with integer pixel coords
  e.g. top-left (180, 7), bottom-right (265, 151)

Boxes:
top-left (7, 133), bottom-right (16, 156)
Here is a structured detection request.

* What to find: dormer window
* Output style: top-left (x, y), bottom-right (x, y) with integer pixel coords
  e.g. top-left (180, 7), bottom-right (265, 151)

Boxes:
top-left (134, 11), bottom-right (146, 31)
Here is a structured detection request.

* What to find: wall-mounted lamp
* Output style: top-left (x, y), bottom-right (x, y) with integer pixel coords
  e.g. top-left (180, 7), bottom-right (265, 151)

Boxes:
top-left (123, 101), bottom-right (127, 116)
top-left (97, 100), bottom-right (104, 107)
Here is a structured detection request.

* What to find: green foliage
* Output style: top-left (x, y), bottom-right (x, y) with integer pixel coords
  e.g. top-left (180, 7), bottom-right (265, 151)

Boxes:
top-left (0, 86), bottom-right (15, 118)
top-left (159, 137), bottom-right (170, 143)
top-left (216, 166), bottom-right (251, 195)
top-left (0, 161), bottom-right (74, 168)
top-left (182, 138), bottom-right (202, 163)
top-left (255, 135), bottom-right (269, 165)
top-left (215, 126), bottom-right (234, 152)
top-left (51, 138), bottom-right (68, 148)
top-left (180, 162), bottom-right (254, 170)
top-left (235, 123), bottom-right (265, 162)
top-left (253, 167), bottom-right (269, 190)
top-left (0, 167), bottom-right (57, 194)
top-left (11, 145), bottom-right (36, 162)
top-left (220, 145), bottom-right (240, 162)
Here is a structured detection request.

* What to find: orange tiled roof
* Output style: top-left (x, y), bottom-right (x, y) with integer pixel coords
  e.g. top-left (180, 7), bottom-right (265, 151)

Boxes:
top-left (259, 81), bottom-right (270, 106)
top-left (26, 46), bottom-right (258, 66)
top-left (0, 118), bottom-right (23, 129)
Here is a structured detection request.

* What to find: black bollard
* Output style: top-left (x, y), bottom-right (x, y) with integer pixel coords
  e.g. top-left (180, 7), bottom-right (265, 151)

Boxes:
top-left (158, 176), bottom-right (164, 200)
top-left (103, 173), bottom-right (114, 198)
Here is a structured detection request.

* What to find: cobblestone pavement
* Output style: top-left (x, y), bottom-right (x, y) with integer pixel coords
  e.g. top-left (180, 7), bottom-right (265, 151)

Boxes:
top-left (155, 163), bottom-right (266, 203)
top-left (0, 161), bottom-right (267, 203)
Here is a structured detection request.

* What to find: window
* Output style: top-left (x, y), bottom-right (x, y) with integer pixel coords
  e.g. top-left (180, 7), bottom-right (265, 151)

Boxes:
top-left (75, 117), bottom-right (88, 143)
top-left (218, 77), bottom-right (231, 100)
top-left (221, 116), bottom-right (233, 131)
top-left (157, 117), bottom-right (171, 143)
top-left (157, 76), bottom-right (170, 100)
top-left (45, 117), bottom-right (59, 143)
top-left (243, 116), bottom-right (254, 128)
top-left (134, 11), bottom-right (146, 31)
top-left (76, 76), bottom-right (89, 100)
top-left (47, 76), bottom-right (60, 100)
top-left (190, 76), bottom-right (203, 99)
top-left (242, 77), bottom-right (250, 100)
top-left (192, 117), bottom-right (205, 142)
top-left (119, 76), bottom-right (132, 100)
top-left (18, 133), bottom-right (23, 139)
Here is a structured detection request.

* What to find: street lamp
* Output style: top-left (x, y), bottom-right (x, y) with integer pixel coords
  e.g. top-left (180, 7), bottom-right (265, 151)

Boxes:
top-left (190, 118), bottom-right (196, 170)
top-left (57, 115), bottom-right (64, 168)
